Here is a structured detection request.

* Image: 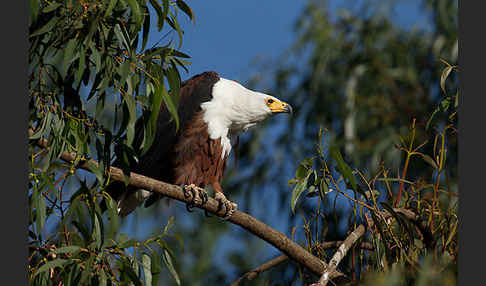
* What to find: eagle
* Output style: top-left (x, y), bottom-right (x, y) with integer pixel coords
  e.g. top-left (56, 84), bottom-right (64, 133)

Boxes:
top-left (107, 71), bottom-right (292, 218)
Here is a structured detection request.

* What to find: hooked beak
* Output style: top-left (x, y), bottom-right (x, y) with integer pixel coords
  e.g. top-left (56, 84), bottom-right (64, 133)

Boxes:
top-left (269, 100), bottom-right (293, 115)
top-left (283, 103), bottom-right (293, 114)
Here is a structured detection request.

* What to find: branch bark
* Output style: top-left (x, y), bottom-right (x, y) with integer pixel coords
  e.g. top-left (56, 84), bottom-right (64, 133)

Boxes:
top-left (311, 225), bottom-right (366, 286)
top-left (30, 132), bottom-right (345, 280)
top-left (230, 240), bottom-right (373, 286)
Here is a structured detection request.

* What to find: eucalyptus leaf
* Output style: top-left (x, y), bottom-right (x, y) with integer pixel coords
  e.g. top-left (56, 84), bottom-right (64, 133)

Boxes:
top-left (291, 172), bottom-right (311, 214)
top-left (30, 16), bottom-right (59, 37)
top-left (176, 0), bottom-right (196, 23)
top-left (34, 259), bottom-right (69, 277)
top-left (162, 248), bottom-right (181, 286)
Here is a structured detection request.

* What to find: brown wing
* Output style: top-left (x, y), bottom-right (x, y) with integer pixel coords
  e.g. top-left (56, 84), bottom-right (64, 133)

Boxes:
top-left (108, 71), bottom-right (221, 209)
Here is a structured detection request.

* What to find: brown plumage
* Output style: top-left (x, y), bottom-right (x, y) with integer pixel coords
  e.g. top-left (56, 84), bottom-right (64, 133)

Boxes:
top-left (107, 71), bottom-right (227, 215)
top-left (106, 70), bottom-right (292, 216)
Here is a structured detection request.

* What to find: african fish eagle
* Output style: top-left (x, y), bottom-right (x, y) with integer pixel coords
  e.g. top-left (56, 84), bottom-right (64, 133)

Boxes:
top-left (107, 71), bottom-right (292, 218)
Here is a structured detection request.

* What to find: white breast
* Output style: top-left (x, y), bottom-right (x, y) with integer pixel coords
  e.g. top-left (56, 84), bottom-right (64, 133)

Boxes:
top-left (200, 77), bottom-right (271, 158)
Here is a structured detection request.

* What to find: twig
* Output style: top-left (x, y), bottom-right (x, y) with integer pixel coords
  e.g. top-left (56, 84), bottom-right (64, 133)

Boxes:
top-left (30, 131), bottom-right (345, 280)
top-left (230, 241), bottom-right (373, 286)
top-left (230, 254), bottom-right (288, 286)
top-left (311, 225), bottom-right (366, 286)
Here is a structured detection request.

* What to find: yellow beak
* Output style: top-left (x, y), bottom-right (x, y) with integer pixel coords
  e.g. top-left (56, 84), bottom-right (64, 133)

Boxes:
top-left (269, 100), bottom-right (293, 114)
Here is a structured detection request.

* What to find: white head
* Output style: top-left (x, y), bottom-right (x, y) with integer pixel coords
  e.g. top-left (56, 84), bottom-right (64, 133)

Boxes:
top-left (201, 77), bottom-right (292, 157)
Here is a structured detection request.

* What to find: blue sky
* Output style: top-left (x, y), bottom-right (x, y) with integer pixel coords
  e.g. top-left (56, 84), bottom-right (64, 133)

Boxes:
top-left (146, 0), bottom-right (430, 83)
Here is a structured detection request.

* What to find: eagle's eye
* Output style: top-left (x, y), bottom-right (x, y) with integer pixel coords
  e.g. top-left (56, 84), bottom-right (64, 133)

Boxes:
top-left (266, 98), bottom-right (274, 105)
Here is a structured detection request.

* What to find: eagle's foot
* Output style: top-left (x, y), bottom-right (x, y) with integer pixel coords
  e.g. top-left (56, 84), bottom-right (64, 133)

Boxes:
top-left (214, 192), bottom-right (238, 220)
top-left (182, 184), bottom-right (208, 211)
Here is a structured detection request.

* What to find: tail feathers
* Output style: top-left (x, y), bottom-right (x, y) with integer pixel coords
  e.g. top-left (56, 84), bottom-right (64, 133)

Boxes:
top-left (117, 189), bottom-right (152, 217)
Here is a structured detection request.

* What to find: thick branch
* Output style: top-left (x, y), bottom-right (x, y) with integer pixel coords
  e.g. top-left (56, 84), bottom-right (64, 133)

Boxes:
top-left (30, 132), bottom-right (345, 279)
top-left (230, 240), bottom-right (373, 286)
top-left (311, 225), bottom-right (366, 286)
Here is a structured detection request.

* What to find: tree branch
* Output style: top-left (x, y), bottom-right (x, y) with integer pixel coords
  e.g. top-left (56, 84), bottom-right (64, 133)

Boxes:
top-left (30, 132), bottom-right (346, 280)
top-left (230, 240), bottom-right (373, 286)
top-left (311, 225), bottom-right (366, 286)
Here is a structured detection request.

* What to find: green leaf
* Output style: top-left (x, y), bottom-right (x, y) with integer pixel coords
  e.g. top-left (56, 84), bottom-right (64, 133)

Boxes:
top-left (161, 83), bottom-right (179, 131)
top-left (92, 212), bottom-right (103, 249)
top-left (119, 60), bottom-right (131, 89)
top-left (173, 57), bottom-right (191, 73)
top-left (104, 0), bottom-right (119, 17)
top-left (125, 0), bottom-right (142, 29)
top-left (35, 186), bottom-right (46, 233)
top-left (104, 195), bottom-right (119, 246)
top-left (162, 0), bottom-right (169, 29)
top-left (75, 47), bottom-right (86, 87)
top-left (166, 64), bottom-right (181, 106)
top-left (319, 179), bottom-right (331, 199)
top-left (167, 12), bottom-right (183, 48)
top-left (329, 145), bottom-right (357, 191)
top-left (169, 49), bottom-right (191, 59)
top-left (291, 171), bottom-right (311, 214)
top-left (86, 161), bottom-right (104, 183)
top-left (440, 65), bottom-right (453, 94)
top-left (440, 96), bottom-right (451, 111)
top-left (52, 246), bottom-right (81, 255)
top-left (445, 222), bottom-right (457, 248)
top-left (163, 216), bottom-right (175, 235)
top-left (114, 23), bottom-right (131, 53)
top-left (142, 254), bottom-right (152, 286)
top-left (29, 111), bottom-right (53, 139)
top-left (295, 164), bottom-right (308, 179)
top-left (141, 83), bottom-right (163, 155)
top-left (42, 2), bottom-right (62, 13)
top-left (34, 259), bottom-right (69, 277)
top-left (162, 248), bottom-right (181, 286)
top-left (63, 39), bottom-right (78, 78)
top-left (149, 0), bottom-right (165, 31)
top-left (121, 260), bottom-right (142, 286)
top-left (176, 0), bottom-right (195, 24)
top-left (30, 16), bottom-right (59, 38)
top-left (29, 0), bottom-right (39, 23)
top-left (426, 105), bottom-right (440, 130)
top-left (151, 251), bottom-right (161, 286)
top-left (418, 153), bottom-right (438, 169)
top-left (141, 5), bottom-right (151, 51)
top-left (91, 46), bottom-right (102, 74)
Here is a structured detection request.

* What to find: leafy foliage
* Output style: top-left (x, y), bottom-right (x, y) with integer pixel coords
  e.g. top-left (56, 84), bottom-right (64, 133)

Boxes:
top-left (286, 62), bottom-right (458, 285)
top-left (28, 0), bottom-right (193, 284)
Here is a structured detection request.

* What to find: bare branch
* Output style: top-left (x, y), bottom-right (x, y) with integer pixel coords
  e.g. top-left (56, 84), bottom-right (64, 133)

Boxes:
top-left (30, 132), bottom-right (346, 280)
top-left (311, 225), bottom-right (366, 286)
top-left (230, 240), bottom-right (373, 286)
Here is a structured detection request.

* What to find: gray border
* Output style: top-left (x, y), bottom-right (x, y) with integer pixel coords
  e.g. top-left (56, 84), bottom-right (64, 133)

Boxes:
top-left (458, 1), bottom-right (481, 285)
top-left (0, 0), bottom-right (28, 283)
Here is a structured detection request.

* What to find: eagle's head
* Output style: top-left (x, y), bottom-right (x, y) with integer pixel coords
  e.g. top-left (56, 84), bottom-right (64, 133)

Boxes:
top-left (202, 77), bottom-right (292, 135)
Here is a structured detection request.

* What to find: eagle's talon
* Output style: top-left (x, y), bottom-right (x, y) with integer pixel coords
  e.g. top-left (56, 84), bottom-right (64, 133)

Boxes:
top-left (199, 190), bottom-right (208, 204)
top-left (186, 203), bottom-right (195, 212)
top-left (214, 192), bottom-right (237, 219)
top-left (181, 184), bottom-right (192, 200)
top-left (182, 184), bottom-right (207, 212)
